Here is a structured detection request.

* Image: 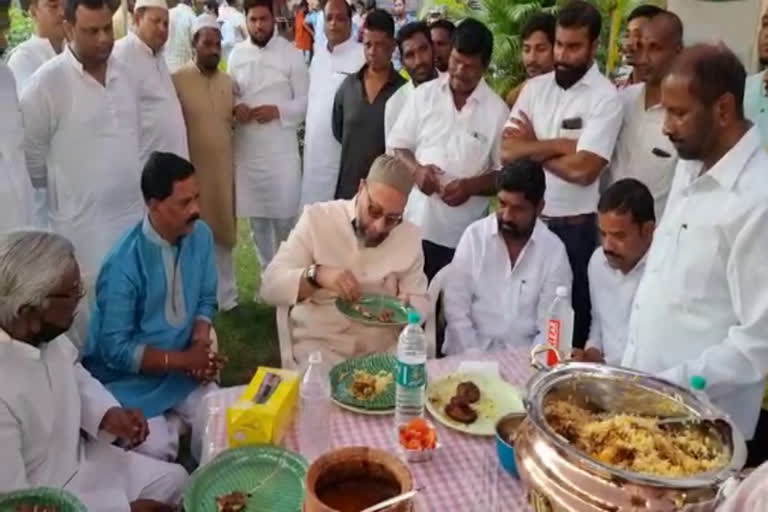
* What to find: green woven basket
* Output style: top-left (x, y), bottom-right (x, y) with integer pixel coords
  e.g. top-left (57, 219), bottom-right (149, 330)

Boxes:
top-left (183, 445), bottom-right (307, 512)
top-left (330, 353), bottom-right (397, 412)
top-left (0, 488), bottom-right (86, 512)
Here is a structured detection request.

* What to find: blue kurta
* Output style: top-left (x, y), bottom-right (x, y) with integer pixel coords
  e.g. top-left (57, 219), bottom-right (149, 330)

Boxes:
top-left (83, 216), bottom-right (218, 418)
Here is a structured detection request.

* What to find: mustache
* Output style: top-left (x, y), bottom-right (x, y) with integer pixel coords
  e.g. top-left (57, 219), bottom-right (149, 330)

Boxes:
top-left (186, 213), bottom-right (200, 225)
top-left (604, 250), bottom-right (622, 260)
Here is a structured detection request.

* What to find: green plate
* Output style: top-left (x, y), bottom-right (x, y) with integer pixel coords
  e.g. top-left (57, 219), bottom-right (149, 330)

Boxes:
top-left (335, 294), bottom-right (409, 327)
top-left (0, 488), bottom-right (86, 512)
top-left (330, 353), bottom-right (397, 412)
top-left (426, 372), bottom-right (525, 436)
top-left (183, 445), bottom-right (307, 512)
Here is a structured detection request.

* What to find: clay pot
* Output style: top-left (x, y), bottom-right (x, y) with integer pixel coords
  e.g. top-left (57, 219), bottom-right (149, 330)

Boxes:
top-left (305, 446), bottom-right (414, 512)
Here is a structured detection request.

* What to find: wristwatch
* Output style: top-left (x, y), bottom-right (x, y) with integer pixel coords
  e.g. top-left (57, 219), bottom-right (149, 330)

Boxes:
top-left (305, 264), bottom-right (320, 288)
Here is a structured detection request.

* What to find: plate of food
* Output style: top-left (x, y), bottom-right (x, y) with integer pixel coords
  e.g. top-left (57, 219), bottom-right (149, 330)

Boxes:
top-left (0, 488), bottom-right (86, 512)
top-left (426, 373), bottom-right (524, 436)
top-left (183, 445), bottom-right (307, 512)
top-left (335, 294), bottom-right (409, 327)
top-left (329, 353), bottom-right (396, 414)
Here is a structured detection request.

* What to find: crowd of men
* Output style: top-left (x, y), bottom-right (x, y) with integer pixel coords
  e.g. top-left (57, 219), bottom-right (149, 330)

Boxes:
top-left (3, 0), bottom-right (768, 507)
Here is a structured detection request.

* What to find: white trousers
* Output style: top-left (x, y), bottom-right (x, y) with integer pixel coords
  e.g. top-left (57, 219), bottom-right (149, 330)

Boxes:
top-left (69, 441), bottom-right (188, 512)
top-left (248, 217), bottom-right (294, 274)
top-left (135, 383), bottom-right (217, 463)
top-left (215, 243), bottom-right (238, 311)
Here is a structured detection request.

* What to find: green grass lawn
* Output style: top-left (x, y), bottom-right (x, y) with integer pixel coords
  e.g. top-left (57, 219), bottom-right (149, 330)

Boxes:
top-left (214, 220), bottom-right (280, 386)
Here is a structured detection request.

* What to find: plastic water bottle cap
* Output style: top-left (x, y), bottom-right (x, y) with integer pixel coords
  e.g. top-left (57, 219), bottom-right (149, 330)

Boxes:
top-left (555, 286), bottom-right (569, 298)
top-left (691, 375), bottom-right (707, 391)
top-left (407, 310), bottom-right (421, 324)
top-left (308, 351), bottom-right (323, 365)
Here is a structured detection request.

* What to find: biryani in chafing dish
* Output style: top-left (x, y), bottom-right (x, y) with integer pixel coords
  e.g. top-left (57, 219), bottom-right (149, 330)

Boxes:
top-left (545, 400), bottom-right (727, 477)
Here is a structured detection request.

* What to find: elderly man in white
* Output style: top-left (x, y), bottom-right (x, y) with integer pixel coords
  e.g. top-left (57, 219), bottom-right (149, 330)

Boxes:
top-left (300, 0), bottom-right (364, 207)
top-left (443, 159), bottom-right (571, 355)
top-left (0, 230), bottom-right (187, 512)
top-left (113, 0), bottom-right (189, 167)
top-left (229, 0), bottom-right (309, 284)
top-left (0, 63), bottom-right (35, 233)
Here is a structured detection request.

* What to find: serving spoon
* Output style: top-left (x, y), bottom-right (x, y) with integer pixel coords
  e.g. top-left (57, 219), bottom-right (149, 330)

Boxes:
top-left (360, 488), bottom-right (422, 512)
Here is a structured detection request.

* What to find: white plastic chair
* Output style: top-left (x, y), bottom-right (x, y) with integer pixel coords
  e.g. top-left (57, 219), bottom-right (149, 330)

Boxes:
top-left (425, 264), bottom-right (451, 359)
top-left (276, 305), bottom-right (297, 369)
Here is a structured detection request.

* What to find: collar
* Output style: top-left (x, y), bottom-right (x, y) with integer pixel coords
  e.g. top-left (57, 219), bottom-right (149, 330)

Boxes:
top-left (127, 30), bottom-right (160, 58)
top-left (63, 44), bottom-right (117, 83)
top-left (328, 36), bottom-right (357, 55)
top-left (691, 126), bottom-right (762, 191)
top-left (356, 63), bottom-right (402, 87)
top-left (248, 31), bottom-right (279, 51)
top-left (636, 83), bottom-right (663, 112)
top-left (0, 328), bottom-right (42, 360)
top-left (142, 215), bottom-right (174, 248)
top-left (438, 73), bottom-right (488, 106)
top-left (601, 246), bottom-right (648, 277)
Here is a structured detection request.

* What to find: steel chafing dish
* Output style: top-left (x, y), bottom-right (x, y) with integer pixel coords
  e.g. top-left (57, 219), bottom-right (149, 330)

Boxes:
top-left (514, 346), bottom-right (747, 511)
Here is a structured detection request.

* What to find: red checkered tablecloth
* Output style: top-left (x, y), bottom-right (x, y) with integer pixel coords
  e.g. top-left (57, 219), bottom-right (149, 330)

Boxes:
top-left (200, 348), bottom-right (534, 511)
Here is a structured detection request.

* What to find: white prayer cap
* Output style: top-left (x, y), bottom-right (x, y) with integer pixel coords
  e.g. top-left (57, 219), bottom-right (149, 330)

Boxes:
top-left (192, 14), bottom-right (221, 36)
top-left (134, 0), bottom-right (168, 10)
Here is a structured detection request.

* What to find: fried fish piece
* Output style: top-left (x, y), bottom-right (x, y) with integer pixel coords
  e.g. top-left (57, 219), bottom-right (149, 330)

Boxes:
top-left (445, 396), bottom-right (479, 424)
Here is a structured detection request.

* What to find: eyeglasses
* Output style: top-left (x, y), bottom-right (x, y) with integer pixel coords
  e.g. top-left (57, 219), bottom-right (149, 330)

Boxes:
top-left (364, 186), bottom-right (403, 228)
top-left (47, 281), bottom-right (86, 302)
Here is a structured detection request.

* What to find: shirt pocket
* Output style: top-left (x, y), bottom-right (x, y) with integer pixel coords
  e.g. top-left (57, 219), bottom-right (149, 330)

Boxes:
top-left (672, 223), bottom-right (721, 303)
top-left (455, 129), bottom-right (489, 176)
top-left (515, 278), bottom-right (538, 338)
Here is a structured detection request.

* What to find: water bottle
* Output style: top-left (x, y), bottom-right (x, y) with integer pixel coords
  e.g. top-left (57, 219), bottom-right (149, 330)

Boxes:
top-left (298, 351), bottom-right (331, 462)
top-left (546, 286), bottom-right (574, 366)
top-left (395, 310), bottom-right (427, 427)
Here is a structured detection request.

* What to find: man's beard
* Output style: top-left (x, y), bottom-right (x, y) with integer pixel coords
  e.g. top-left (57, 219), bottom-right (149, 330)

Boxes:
top-left (554, 62), bottom-right (589, 89)
top-left (498, 217), bottom-right (535, 241)
top-left (251, 28), bottom-right (274, 48)
top-left (354, 219), bottom-right (387, 247)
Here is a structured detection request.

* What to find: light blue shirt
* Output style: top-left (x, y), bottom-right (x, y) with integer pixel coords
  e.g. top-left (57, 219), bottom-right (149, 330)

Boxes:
top-left (83, 216), bottom-right (217, 418)
top-left (744, 71), bottom-right (768, 147)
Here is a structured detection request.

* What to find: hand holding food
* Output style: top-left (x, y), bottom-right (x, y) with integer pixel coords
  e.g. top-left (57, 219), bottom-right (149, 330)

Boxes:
top-left (399, 418), bottom-right (437, 451)
top-left (316, 266), bottom-right (361, 302)
top-left (100, 407), bottom-right (149, 448)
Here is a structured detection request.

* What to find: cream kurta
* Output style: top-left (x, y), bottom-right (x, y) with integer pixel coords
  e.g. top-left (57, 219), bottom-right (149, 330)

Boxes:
top-left (172, 63), bottom-right (237, 248)
top-left (228, 34), bottom-right (308, 219)
top-left (113, 32), bottom-right (189, 167)
top-left (261, 199), bottom-right (429, 365)
top-left (0, 331), bottom-right (187, 511)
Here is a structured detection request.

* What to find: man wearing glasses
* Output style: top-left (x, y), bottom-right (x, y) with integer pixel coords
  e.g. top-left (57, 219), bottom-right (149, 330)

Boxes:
top-left (261, 155), bottom-right (429, 366)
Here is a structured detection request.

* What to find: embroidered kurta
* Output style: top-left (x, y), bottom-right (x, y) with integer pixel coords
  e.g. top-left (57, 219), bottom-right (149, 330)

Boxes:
top-left (0, 331), bottom-right (187, 511)
top-left (83, 217), bottom-right (218, 418)
top-left (172, 64), bottom-right (237, 248)
top-left (260, 199), bottom-right (428, 365)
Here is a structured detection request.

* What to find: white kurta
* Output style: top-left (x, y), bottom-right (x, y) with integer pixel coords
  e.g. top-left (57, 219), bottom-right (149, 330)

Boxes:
top-left (300, 37), bottom-right (364, 208)
top-left (0, 330), bottom-right (187, 511)
top-left (5, 34), bottom-right (58, 92)
top-left (165, 3), bottom-right (197, 72)
top-left (229, 34), bottom-right (309, 219)
top-left (19, 46), bottom-right (145, 284)
top-left (0, 63), bottom-right (35, 232)
top-left (113, 32), bottom-right (189, 167)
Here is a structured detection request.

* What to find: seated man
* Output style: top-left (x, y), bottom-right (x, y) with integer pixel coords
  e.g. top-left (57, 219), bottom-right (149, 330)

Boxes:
top-left (83, 152), bottom-right (225, 462)
top-left (0, 230), bottom-right (187, 511)
top-left (574, 178), bottom-right (654, 365)
top-left (443, 159), bottom-right (572, 355)
top-left (261, 155), bottom-right (429, 366)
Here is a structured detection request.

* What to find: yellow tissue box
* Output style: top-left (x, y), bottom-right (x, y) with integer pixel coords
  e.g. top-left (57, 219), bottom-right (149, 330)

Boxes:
top-left (226, 367), bottom-right (299, 447)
